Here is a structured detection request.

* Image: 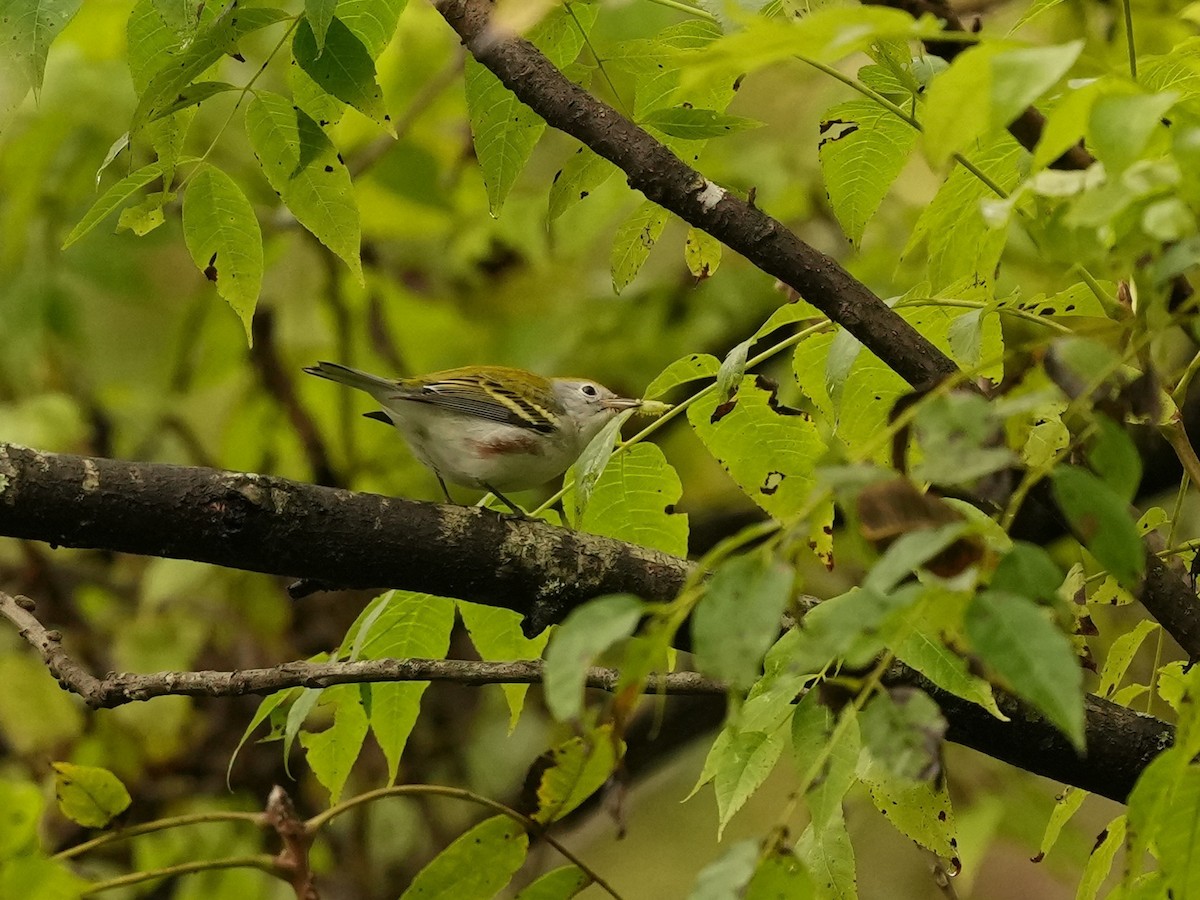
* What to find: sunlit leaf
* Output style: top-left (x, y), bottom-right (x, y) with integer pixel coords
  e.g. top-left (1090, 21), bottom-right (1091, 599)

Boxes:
top-left (573, 444), bottom-right (689, 557)
top-left (611, 200), bottom-right (669, 293)
top-left (457, 601), bottom-right (549, 732)
top-left (819, 99), bottom-right (917, 245)
top-left (52, 763), bottom-right (131, 828)
top-left (640, 106), bottom-right (762, 139)
top-left (355, 591), bottom-right (456, 782)
top-left (399, 815), bottom-right (528, 900)
top-left (543, 594), bottom-right (643, 722)
top-left (245, 90), bottom-right (362, 281)
top-left (293, 16), bottom-right (391, 130)
top-left (532, 726), bottom-right (620, 824)
top-left (182, 164), bottom-right (263, 344)
top-left (63, 163), bottom-right (165, 248)
top-left (299, 684), bottom-right (369, 802)
top-left (688, 376), bottom-right (824, 519)
top-left (644, 353), bottom-right (720, 399)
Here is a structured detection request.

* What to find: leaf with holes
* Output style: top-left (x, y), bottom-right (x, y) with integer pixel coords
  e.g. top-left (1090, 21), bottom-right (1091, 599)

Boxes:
top-left (399, 815), bottom-right (528, 900)
top-left (612, 200), bottom-right (670, 293)
top-left (182, 165), bottom-right (263, 344)
top-left (819, 99), bottom-right (917, 245)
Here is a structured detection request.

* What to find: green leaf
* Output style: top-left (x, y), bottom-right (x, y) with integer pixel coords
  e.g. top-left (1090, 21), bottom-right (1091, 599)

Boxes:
top-left (227, 687), bottom-right (298, 787)
top-left (283, 687), bottom-right (323, 777)
top-left (863, 523), bottom-right (968, 594)
top-left (51, 763), bottom-right (131, 828)
top-left (904, 135), bottom-right (1024, 289)
top-left (859, 752), bottom-right (957, 858)
top-left (965, 590), bottom-right (1085, 749)
top-left (244, 90), bottom-right (362, 282)
top-left (692, 552), bottom-right (793, 690)
top-left (514, 866), bottom-right (590, 900)
top-left (792, 695), bottom-right (860, 831)
top-left (858, 688), bottom-right (946, 782)
top-left (0, 856), bottom-right (89, 900)
top-left (819, 99), bottom-right (917, 246)
top-left (796, 812), bottom-right (857, 900)
top-left (548, 145), bottom-right (618, 221)
top-left (132, 4), bottom-right (290, 132)
top-left (293, 16), bottom-right (391, 131)
top-left (569, 409), bottom-right (635, 525)
top-left (1077, 814), bottom-right (1126, 900)
top-left (1051, 465), bottom-right (1145, 589)
top-left (923, 42), bottom-right (1082, 165)
top-left (685, 227), bottom-right (722, 279)
top-left (640, 106), bottom-right (762, 140)
top-left (400, 815), bottom-right (528, 900)
top-left (457, 601), bottom-right (549, 732)
top-left (532, 726), bottom-right (620, 824)
top-left (0, 0), bottom-right (82, 106)
top-left (335, 0), bottom-right (405, 59)
top-left (1036, 786), bottom-right (1086, 862)
top-left (689, 839), bottom-right (759, 900)
top-left (688, 375), bottom-right (824, 520)
top-left (575, 444), bottom-right (689, 557)
top-left (887, 589), bottom-right (1006, 720)
top-left (991, 542), bottom-right (1063, 603)
top-left (1087, 416), bottom-right (1142, 504)
top-left (182, 165), bottom-right (263, 344)
top-left (1126, 748), bottom-right (1187, 887)
top-left (683, 7), bottom-right (939, 83)
top-left (304, 0), bottom-right (337, 51)
top-left (62, 163), bottom-right (165, 248)
top-left (1096, 619), bottom-right (1158, 700)
top-left (1088, 91), bottom-right (1179, 173)
top-left (714, 728), bottom-right (787, 836)
top-left (355, 592), bottom-right (456, 782)
top-left (611, 200), bottom-right (669, 294)
top-left (465, 1), bottom-right (598, 213)
top-left (911, 393), bottom-right (1015, 487)
top-left (0, 780), bottom-right (44, 857)
top-left (644, 353), bottom-right (720, 400)
top-left (299, 684), bottom-right (369, 802)
top-left (1009, 0), bottom-right (1067, 33)
top-left (543, 594), bottom-right (644, 722)
top-left (146, 80), bottom-right (238, 124)
top-left (745, 847), bottom-right (815, 900)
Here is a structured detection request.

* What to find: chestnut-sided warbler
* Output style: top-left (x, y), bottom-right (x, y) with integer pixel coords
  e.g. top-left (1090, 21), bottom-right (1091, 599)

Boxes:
top-left (304, 361), bottom-right (643, 511)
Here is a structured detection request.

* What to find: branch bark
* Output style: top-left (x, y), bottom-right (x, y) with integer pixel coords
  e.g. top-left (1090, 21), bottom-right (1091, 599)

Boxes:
top-left (432, 0), bottom-right (959, 391)
top-left (0, 444), bottom-right (687, 634)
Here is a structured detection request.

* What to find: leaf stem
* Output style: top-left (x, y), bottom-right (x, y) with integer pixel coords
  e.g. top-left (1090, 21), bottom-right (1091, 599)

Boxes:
top-left (306, 784), bottom-right (623, 899)
top-left (1121, 0), bottom-right (1137, 80)
top-left (641, 0), bottom-right (718, 21)
top-left (54, 811), bottom-right (266, 861)
top-left (81, 855), bottom-right (278, 895)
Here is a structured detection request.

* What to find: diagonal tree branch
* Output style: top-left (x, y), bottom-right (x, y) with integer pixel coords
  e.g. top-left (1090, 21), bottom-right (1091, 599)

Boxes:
top-left (432, 0), bottom-right (960, 391)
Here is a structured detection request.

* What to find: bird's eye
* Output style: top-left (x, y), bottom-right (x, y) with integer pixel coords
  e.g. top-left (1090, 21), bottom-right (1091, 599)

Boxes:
top-left (581, 384), bottom-right (598, 397)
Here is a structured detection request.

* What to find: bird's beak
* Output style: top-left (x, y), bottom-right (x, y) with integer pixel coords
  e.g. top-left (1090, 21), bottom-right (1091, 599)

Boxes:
top-left (603, 397), bottom-right (643, 411)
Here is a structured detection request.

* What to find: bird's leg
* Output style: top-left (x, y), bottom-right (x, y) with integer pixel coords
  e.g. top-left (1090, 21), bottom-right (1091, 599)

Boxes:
top-left (484, 483), bottom-right (527, 517)
top-left (436, 473), bottom-right (454, 505)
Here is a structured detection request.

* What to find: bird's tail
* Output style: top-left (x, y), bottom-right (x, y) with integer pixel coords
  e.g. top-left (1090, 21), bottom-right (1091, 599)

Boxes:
top-left (303, 361), bottom-right (396, 396)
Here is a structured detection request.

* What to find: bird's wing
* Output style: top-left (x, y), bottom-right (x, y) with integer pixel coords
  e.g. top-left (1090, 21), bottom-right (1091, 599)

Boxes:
top-left (388, 377), bottom-right (560, 435)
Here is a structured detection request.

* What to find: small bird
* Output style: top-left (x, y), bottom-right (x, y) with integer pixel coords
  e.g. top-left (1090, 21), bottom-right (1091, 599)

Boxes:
top-left (303, 361), bottom-right (643, 512)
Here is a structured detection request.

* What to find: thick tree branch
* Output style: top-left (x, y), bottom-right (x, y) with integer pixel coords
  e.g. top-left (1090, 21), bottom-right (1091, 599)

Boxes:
top-left (432, 0), bottom-right (959, 390)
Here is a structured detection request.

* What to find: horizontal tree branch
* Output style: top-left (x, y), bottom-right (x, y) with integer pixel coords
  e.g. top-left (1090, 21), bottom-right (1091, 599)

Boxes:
top-left (0, 590), bottom-right (723, 708)
top-left (433, 0), bottom-right (960, 391)
top-left (0, 444), bottom-right (687, 635)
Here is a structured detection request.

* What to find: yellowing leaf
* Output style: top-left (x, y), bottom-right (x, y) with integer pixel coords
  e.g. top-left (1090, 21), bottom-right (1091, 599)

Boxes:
top-left (52, 763), bottom-right (131, 828)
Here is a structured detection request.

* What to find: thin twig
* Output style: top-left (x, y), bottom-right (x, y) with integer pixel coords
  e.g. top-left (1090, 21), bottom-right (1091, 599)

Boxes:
top-left (0, 591), bottom-right (725, 708)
